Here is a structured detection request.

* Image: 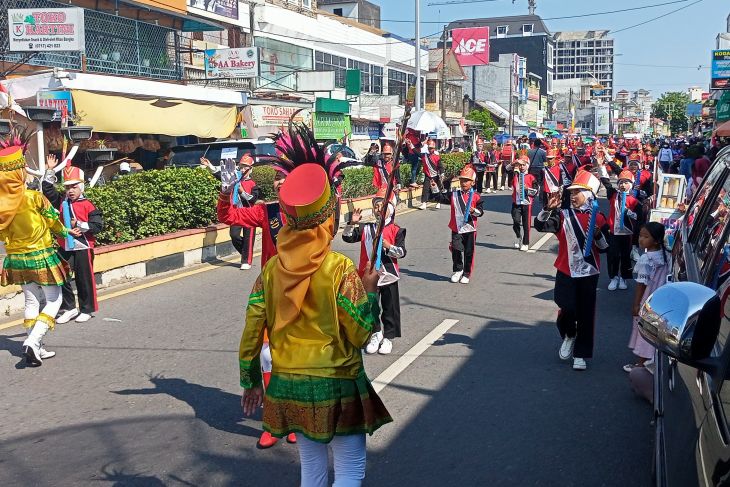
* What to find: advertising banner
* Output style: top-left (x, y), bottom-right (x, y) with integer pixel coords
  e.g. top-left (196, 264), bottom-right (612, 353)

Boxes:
top-left (187, 0), bottom-right (238, 20)
top-left (712, 50), bottom-right (730, 90)
top-left (594, 103), bottom-right (610, 134)
top-left (8, 8), bottom-right (85, 52)
top-left (204, 47), bottom-right (259, 79)
top-left (250, 105), bottom-right (310, 128)
top-left (313, 113), bottom-right (352, 140)
top-left (37, 91), bottom-right (73, 120)
top-left (451, 27), bottom-right (490, 67)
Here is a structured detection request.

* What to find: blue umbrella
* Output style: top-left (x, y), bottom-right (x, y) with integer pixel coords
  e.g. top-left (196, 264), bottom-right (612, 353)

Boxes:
top-left (495, 133), bottom-right (511, 144)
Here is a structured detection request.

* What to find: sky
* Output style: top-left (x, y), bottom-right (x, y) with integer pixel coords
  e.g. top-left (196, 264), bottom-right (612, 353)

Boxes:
top-left (367, 0), bottom-right (728, 98)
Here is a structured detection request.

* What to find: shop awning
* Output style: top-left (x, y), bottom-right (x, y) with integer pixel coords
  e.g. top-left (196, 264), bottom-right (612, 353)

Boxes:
top-left (72, 90), bottom-right (237, 138)
top-left (715, 120), bottom-right (730, 137)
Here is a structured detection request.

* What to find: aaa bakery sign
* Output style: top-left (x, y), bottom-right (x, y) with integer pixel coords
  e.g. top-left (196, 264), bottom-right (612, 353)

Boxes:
top-left (204, 47), bottom-right (260, 79)
top-left (8, 8), bottom-right (85, 52)
top-left (451, 27), bottom-right (490, 67)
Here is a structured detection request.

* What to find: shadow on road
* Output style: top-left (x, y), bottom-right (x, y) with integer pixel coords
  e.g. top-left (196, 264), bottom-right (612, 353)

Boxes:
top-left (399, 268), bottom-right (451, 282)
top-left (0, 332), bottom-right (26, 359)
top-left (112, 375), bottom-right (260, 438)
top-left (99, 464), bottom-right (166, 486)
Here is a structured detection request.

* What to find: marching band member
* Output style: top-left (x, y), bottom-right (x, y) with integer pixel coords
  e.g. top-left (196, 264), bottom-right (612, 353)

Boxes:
top-left (372, 143), bottom-right (401, 190)
top-left (534, 170), bottom-right (609, 371)
top-left (511, 156), bottom-right (539, 251)
top-left (430, 166), bottom-right (484, 284)
top-left (1, 134), bottom-right (70, 366)
top-left (419, 140), bottom-right (445, 210)
top-left (343, 188), bottom-right (406, 355)
top-left (42, 158), bottom-right (104, 324)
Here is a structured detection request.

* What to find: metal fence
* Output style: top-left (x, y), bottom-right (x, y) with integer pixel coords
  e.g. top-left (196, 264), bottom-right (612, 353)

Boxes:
top-left (0, 0), bottom-right (182, 81)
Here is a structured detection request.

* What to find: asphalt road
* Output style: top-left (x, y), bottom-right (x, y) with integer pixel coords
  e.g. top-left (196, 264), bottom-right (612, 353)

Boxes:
top-left (0, 190), bottom-right (652, 487)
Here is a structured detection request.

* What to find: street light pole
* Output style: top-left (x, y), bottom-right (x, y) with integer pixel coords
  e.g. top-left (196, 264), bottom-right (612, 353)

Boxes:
top-left (415, 0), bottom-right (421, 111)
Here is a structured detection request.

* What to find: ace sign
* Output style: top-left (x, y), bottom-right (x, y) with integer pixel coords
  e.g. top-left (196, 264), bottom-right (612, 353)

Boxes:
top-left (451, 27), bottom-right (490, 67)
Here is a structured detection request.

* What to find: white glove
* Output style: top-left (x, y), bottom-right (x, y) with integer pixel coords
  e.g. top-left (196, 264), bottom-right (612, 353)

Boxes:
top-left (626, 209), bottom-right (637, 220)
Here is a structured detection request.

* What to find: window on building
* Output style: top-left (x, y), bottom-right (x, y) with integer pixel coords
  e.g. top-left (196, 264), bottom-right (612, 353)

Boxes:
top-left (522, 24), bottom-right (533, 36)
top-left (301, 0), bottom-right (311, 8)
top-left (388, 69), bottom-right (408, 104)
top-left (334, 8), bottom-right (343, 16)
top-left (496, 26), bottom-right (508, 37)
top-left (372, 66), bottom-right (383, 95)
top-left (316, 51), bottom-right (347, 88)
top-left (256, 36), bottom-right (313, 91)
top-left (348, 59), bottom-right (372, 93)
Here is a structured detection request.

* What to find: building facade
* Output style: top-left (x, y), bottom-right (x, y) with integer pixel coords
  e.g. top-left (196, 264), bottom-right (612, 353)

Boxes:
top-left (553, 30), bottom-right (614, 103)
top-left (318, 0), bottom-right (380, 29)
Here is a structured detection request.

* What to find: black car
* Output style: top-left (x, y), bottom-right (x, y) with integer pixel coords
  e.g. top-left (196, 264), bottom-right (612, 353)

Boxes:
top-left (638, 145), bottom-right (730, 486)
top-left (166, 139), bottom-right (277, 168)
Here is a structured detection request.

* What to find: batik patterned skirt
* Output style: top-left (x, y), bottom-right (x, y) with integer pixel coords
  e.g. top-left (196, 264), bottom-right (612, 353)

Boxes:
top-left (1, 247), bottom-right (69, 287)
top-left (263, 369), bottom-right (392, 444)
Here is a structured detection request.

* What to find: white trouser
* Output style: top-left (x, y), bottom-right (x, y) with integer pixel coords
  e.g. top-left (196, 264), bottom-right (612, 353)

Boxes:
top-left (22, 283), bottom-right (62, 326)
top-left (298, 434), bottom-right (366, 487)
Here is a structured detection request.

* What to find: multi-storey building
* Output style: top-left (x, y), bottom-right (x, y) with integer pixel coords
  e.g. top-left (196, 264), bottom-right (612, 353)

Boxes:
top-left (553, 30), bottom-right (614, 103)
top-left (318, 0), bottom-right (380, 29)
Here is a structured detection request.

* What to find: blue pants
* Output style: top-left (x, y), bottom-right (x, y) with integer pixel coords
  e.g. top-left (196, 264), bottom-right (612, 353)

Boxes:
top-left (679, 158), bottom-right (693, 182)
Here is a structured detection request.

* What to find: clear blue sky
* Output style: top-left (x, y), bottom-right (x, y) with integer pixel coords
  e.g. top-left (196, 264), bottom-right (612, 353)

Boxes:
top-left (368, 0), bottom-right (727, 98)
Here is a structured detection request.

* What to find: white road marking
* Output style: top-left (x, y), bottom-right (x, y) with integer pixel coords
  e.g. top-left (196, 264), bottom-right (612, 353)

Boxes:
top-left (527, 233), bottom-right (553, 253)
top-left (371, 319), bottom-right (460, 393)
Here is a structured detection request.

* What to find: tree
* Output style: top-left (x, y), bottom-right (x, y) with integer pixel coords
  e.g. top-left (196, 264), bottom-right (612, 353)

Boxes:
top-left (467, 109), bottom-right (499, 140)
top-left (651, 91), bottom-right (691, 135)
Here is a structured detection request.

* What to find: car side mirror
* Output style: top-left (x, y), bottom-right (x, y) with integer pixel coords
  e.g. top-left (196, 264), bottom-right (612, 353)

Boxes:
top-left (639, 282), bottom-right (721, 373)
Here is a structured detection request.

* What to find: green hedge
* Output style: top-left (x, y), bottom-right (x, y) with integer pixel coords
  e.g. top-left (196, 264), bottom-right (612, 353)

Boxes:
top-left (85, 168), bottom-right (219, 245)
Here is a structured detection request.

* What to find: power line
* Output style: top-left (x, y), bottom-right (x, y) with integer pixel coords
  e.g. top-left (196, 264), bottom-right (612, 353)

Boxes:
top-left (610, 0), bottom-right (704, 34)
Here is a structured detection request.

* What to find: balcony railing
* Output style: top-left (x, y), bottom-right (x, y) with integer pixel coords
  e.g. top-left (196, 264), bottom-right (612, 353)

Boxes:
top-left (0, 0), bottom-right (182, 81)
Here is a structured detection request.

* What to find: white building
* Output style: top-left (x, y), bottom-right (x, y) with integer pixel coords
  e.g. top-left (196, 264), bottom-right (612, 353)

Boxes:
top-left (553, 30), bottom-right (615, 103)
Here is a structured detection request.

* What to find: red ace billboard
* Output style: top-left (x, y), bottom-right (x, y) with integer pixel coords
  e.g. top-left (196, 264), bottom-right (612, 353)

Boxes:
top-left (451, 27), bottom-right (490, 67)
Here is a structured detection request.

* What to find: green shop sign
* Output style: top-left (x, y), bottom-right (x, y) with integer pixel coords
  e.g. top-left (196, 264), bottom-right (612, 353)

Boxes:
top-left (718, 91), bottom-right (730, 122)
top-left (313, 113), bottom-right (352, 140)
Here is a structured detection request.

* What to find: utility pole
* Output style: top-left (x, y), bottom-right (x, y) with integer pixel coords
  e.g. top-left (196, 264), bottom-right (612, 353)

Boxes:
top-left (415, 0), bottom-right (421, 111)
top-left (568, 87), bottom-right (573, 135)
top-left (508, 60), bottom-right (514, 137)
top-left (440, 26), bottom-right (447, 120)
top-left (249, 0), bottom-right (257, 91)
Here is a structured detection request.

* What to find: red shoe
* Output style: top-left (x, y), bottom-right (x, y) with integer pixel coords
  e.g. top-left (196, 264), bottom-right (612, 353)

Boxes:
top-left (286, 433), bottom-right (297, 444)
top-left (257, 431), bottom-right (278, 449)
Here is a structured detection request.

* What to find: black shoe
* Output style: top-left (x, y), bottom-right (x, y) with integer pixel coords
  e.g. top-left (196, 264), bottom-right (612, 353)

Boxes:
top-left (24, 346), bottom-right (42, 367)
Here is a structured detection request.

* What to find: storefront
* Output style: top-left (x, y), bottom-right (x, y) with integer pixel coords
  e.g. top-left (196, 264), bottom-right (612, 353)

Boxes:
top-left (241, 102), bottom-right (312, 139)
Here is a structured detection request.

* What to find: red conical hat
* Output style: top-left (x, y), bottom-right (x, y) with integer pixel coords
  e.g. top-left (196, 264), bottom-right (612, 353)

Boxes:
top-left (618, 170), bottom-right (634, 182)
top-left (63, 165), bottom-right (85, 186)
top-left (567, 169), bottom-right (600, 194)
top-left (459, 166), bottom-right (476, 181)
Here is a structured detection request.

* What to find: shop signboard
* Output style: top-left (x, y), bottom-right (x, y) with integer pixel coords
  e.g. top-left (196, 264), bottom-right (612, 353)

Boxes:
top-left (8, 8), bottom-right (85, 52)
top-left (451, 27), bottom-right (490, 67)
top-left (313, 113), bottom-right (352, 140)
top-left (36, 90), bottom-right (73, 119)
top-left (187, 0), bottom-right (238, 20)
top-left (204, 47), bottom-right (259, 79)
top-left (352, 121), bottom-right (381, 140)
top-left (381, 122), bottom-right (397, 140)
top-left (593, 103), bottom-right (610, 134)
top-left (686, 103), bottom-right (703, 117)
top-left (712, 50), bottom-right (730, 90)
top-left (250, 105), bottom-right (310, 128)
top-left (717, 91), bottom-right (730, 122)
top-left (543, 120), bottom-right (557, 130)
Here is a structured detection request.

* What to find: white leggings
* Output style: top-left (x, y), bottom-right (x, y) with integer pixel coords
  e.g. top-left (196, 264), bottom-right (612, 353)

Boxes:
top-left (298, 434), bottom-right (366, 487)
top-left (22, 283), bottom-right (63, 327)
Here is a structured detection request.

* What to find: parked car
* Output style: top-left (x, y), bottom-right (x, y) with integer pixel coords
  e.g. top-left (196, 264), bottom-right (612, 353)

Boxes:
top-left (638, 145), bottom-right (730, 486)
top-left (166, 139), bottom-right (277, 168)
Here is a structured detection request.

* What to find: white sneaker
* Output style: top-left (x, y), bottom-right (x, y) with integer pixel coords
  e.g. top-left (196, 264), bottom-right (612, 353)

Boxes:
top-left (618, 277), bottom-right (628, 290)
top-left (450, 271), bottom-right (464, 283)
top-left (486, 188), bottom-right (492, 193)
top-left (520, 244), bottom-right (529, 251)
top-left (559, 337), bottom-right (575, 360)
top-left (573, 357), bottom-right (587, 371)
top-left (240, 263), bottom-right (252, 270)
top-left (435, 203), bottom-right (441, 209)
top-left (365, 331), bottom-right (383, 354)
top-left (378, 338), bottom-right (393, 355)
top-left (460, 275), bottom-right (470, 284)
top-left (40, 348), bottom-right (56, 359)
top-left (607, 276), bottom-right (619, 291)
top-left (499, 186), bottom-right (505, 191)
top-left (418, 203), bottom-right (427, 210)
top-left (75, 313), bottom-right (92, 323)
top-left (56, 309), bottom-right (79, 324)
top-left (514, 238), bottom-right (521, 249)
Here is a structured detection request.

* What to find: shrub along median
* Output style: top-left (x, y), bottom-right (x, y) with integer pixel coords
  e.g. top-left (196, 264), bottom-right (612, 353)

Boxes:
top-left (84, 153), bottom-right (471, 246)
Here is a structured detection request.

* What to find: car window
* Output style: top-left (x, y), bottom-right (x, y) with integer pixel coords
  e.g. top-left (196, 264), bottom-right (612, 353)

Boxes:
top-left (169, 146), bottom-right (208, 166)
top-left (687, 165), bottom-right (727, 242)
top-left (695, 184), bottom-right (730, 280)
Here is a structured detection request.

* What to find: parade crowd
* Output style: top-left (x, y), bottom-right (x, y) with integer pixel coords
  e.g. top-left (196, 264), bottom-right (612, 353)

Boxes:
top-left (2, 118), bottom-right (730, 486)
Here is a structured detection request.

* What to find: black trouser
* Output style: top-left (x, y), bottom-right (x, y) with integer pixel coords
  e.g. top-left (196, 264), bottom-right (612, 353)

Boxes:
top-left (554, 271), bottom-right (599, 359)
top-left (59, 248), bottom-right (97, 314)
top-left (451, 231), bottom-right (476, 276)
top-left (422, 175), bottom-right (445, 203)
top-left (475, 171), bottom-right (485, 193)
top-left (230, 225), bottom-right (254, 265)
top-left (501, 167), bottom-right (514, 189)
top-left (377, 282), bottom-right (401, 339)
top-left (607, 233), bottom-right (633, 279)
top-left (511, 203), bottom-right (531, 245)
top-left (485, 171), bottom-right (498, 191)
top-left (529, 168), bottom-right (545, 207)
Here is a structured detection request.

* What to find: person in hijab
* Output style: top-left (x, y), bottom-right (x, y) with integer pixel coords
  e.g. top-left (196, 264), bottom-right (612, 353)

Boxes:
top-left (238, 123), bottom-right (391, 487)
top-left (0, 128), bottom-right (70, 366)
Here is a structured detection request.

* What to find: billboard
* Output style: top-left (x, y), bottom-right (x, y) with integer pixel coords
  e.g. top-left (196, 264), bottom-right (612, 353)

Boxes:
top-left (594, 103), bottom-right (610, 134)
top-left (250, 105), bottom-right (310, 128)
top-left (712, 50), bottom-right (730, 90)
top-left (451, 27), bottom-right (490, 67)
top-left (204, 47), bottom-right (259, 79)
top-left (8, 8), bottom-right (85, 52)
top-left (187, 0), bottom-right (238, 20)
top-left (37, 91), bottom-right (73, 120)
